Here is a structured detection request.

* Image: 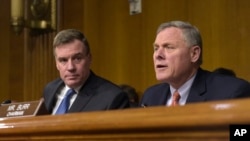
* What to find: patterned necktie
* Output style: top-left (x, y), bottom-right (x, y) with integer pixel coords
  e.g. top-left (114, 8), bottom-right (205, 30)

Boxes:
top-left (55, 89), bottom-right (75, 114)
top-left (171, 90), bottom-right (181, 106)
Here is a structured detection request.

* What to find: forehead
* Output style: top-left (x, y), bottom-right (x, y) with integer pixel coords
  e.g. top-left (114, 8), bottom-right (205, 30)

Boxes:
top-left (55, 40), bottom-right (85, 54)
top-left (156, 27), bottom-right (184, 41)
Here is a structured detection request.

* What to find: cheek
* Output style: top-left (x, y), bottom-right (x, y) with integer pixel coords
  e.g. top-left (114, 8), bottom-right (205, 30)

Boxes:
top-left (78, 61), bottom-right (90, 71)
top-left (153, 53), bottom-right (156, 60)
top-left (56, 63), bottom-right (66, 74)
top-left (169, 53), bottom-right (186, 68)
top-left (56, 62), bottom-right (61, 71)
top-left (166, 54), bottom-right (176, 63)
top-left (85, 57), bottom-right (92, 67)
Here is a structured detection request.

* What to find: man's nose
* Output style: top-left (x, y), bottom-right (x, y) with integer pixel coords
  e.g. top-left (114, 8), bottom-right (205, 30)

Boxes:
top-left (155, 48), bottom-right (165, 60)
top-left (67, 59), bottom-right (75, 70)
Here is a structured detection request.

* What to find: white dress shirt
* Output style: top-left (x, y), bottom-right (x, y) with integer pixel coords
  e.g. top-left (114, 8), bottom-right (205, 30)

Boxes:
top-left (52, 85), bottom-right (81, 115)
top-left (166, 74), bottom-right (196, 106)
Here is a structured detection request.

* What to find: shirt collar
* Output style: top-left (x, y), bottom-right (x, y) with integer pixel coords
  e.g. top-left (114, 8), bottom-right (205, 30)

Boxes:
top-left (170, 73), bottom-right (197, 96)
top-left (65, 85), bottom-right (82, 94)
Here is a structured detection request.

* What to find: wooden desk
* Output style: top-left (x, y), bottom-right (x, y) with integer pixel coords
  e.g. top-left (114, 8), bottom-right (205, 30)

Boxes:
top-left (1, 98), bottom-right (250, 140)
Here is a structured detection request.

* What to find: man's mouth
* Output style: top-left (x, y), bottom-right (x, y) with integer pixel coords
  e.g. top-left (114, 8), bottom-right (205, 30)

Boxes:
top-left (66, 75), bottom-right (78, 79)
top-left (156, 64), bottom-right (167, 68)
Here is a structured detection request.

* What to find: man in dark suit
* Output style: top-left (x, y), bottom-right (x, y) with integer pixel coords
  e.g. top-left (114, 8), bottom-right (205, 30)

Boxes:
top-left (43, 29), bottom-right (129, 114)
top-left (140, 21), bottom-right (250, 107)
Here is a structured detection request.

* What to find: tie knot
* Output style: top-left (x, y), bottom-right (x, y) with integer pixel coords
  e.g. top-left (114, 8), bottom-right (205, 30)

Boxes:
top-left (55, 88), bottom-right (75, 115)
top-left (171, 90), bottom-right (181, 106)
top-left (66, 89), bottom-right (75, 97)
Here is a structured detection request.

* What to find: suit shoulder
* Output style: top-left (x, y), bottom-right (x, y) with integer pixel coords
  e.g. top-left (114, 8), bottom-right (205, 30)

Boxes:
top-left (91, 74), bottom-right (123, 93)
top-left (144, 83), bottom-right (169, 96)
top-left (198, 68), bottom-right (249, 86)
top-left (145, 83), bottom-right (169, 91)
top-left (202, 71), bottom-right (250, 98)
top-left (44, 78), bottom-right (62, 89)
top-left (208, 72), bottom-right (250, 86)
top-left (140, 83), bottom-right (169, 106)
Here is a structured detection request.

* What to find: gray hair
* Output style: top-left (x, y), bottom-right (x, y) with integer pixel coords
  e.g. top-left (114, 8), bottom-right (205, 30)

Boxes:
top-left (53, 29), bottom-right (90, 55)
top-left (157, 21), bottom-right (203, 65)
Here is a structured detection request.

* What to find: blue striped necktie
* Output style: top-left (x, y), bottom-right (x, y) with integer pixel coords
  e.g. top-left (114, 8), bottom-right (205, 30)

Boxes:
top-left (55, 89), bottom-right (75, 114)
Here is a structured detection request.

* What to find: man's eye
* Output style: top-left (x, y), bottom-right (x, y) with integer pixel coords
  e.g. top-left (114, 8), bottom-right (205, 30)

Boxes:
top-left (73, 57), bottom-right (83, 63)
top-left (58, 58), bottom-right (67, 63)
top-left (76, 57), bottom-right (82, 60)
top-left (165, 46), bottom-right (175, 49)
top-left (153, 46), bottom-right (158, 51)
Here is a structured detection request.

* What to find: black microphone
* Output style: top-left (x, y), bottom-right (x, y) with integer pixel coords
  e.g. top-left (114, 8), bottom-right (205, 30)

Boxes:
top-left (1, 100), bottom-right (12, 105)
top-left (141, 103), bottom-right (147, 108)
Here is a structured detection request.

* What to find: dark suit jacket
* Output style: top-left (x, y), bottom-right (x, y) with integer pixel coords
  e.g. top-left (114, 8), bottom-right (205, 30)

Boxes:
top-left (43, 71), bottom-right (130, 113)
top-left (140, 68), bottom-right (250, 107)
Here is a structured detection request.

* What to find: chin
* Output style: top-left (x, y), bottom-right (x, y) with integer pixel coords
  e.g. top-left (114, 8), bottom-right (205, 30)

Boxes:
top-left (156, 77), bottom-right (166, 82)
top-left (156, 75), bottom-right (169, 82)
top-left (66, 81), bottom-right (79, 87)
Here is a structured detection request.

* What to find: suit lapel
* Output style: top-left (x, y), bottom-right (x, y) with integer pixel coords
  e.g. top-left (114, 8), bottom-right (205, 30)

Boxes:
top-left (68, 88), bottom-right (94, 112)
top-left (68, 71), bottom-right (97, 112)
top-left (149, 83), bottom-right (170, 106)
top-left (47, 80), bottom-right (64, 112)
top-left (159, 85), bottom-right (170, 105)
top-left (186, 68), bottom-right (207, 103)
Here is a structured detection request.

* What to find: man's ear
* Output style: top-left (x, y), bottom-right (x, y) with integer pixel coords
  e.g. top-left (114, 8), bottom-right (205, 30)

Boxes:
top-left (85, 53), bottom-right (92, 67)
top-left (56, 61), bottom-right (60, 71)
top-left (88, 53), bottom-right (92, 64)
top-left (190, 46), bottom-right (201, 63)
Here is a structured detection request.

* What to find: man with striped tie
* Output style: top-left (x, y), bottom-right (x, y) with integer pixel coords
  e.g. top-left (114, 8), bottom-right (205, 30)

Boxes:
top-left (140, 21), bottom-right (250, 107)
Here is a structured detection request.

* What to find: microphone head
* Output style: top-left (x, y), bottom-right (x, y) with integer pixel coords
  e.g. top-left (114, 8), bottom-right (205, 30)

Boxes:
top-left (1, 100), bottom-right (12, 104)
top-left (141, 103), bottom-right (147, 108)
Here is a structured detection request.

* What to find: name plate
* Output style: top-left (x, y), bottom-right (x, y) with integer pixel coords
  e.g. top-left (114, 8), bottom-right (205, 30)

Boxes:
top-left (0, 99), bottom-right (49, 118)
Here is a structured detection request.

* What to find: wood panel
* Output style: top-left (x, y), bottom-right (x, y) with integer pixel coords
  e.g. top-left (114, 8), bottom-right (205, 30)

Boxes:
top-left (1, 0), bottom-right (250, 102)
top-left (22, 0), bottom-right (60, 101)
top-left (0, 0), bottom-right (11, 102)
top-left (1, 98), bottom-right (250, 140)
top-left (23, 32), bottom-right (57, 101)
